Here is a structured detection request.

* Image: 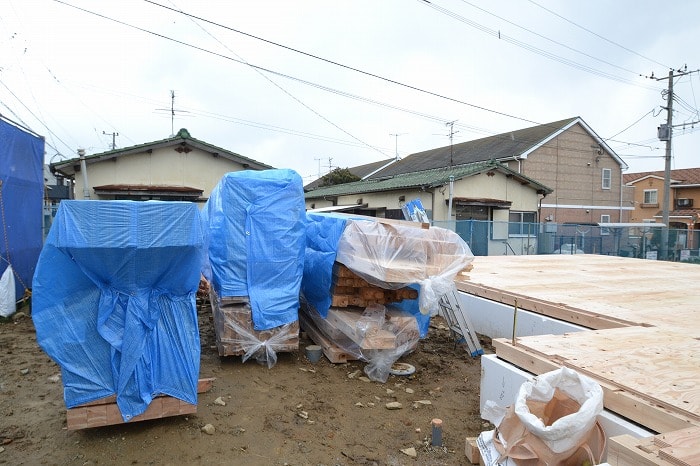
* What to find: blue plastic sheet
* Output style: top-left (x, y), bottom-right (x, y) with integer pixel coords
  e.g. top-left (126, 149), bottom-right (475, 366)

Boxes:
top-left (32, 200), bottom-right (205, 421)
top-left (301, 213), bottom-right (431, 338)
top-left (0, 118), bottom-right (44, 299)
top-left (201, 169), bottom-right (306, 331)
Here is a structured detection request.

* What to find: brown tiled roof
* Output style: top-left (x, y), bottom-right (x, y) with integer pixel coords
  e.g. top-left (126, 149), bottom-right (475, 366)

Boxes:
top-left (624, 167), bottom-right (700, 185)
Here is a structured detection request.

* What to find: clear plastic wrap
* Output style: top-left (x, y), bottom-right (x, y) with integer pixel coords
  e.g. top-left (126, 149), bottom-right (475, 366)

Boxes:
top-left (335, 220), bottom-right (474, 315)
top-left (210, 289), bottom-right (299, 368)
top-left (299, 299), bottom-right (420, 383)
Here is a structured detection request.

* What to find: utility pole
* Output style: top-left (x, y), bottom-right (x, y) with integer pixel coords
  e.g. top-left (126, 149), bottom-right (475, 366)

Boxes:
top-left (103, 131), bottom-right (118, 150)
top-left (653, 66), bottom-right (696, 260)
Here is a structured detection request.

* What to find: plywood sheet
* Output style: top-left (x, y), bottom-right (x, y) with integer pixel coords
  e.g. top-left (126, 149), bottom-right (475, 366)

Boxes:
top-left (459, 255), bottom-right (700, 331)
top-left (460, 255), bottom-right (700, 436)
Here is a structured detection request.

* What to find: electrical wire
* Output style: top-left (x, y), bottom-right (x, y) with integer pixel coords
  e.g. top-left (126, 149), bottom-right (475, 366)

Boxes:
top-left (417, 0), bottom-right (659, 91)
top-left (457, 0), bottom-right (641, 77)
top-left (138, 0), bottom-right (543, 127)
top-left (525, 0), bottom-right (669, 70)
top-left (165, 0), bottom-right (389, 159)
top-left (605, 109), bottom-right (655, 140)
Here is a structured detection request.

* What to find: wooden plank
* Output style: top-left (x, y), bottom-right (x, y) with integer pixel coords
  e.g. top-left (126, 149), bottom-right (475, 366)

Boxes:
top-left (299, 312), bottom-right (357, 363)
top-left (608, 428), bottom-right (700, 466)
top-left (66, 378), bottom-right (215, 430)
top-left (457, 280), bottom-right (634, 330)
top-left (464, 437), bottom-right (482, 465)
top-left (324, 308), bottom-right (397, 349)
top-left (608, 435), bottom-right (675, 466)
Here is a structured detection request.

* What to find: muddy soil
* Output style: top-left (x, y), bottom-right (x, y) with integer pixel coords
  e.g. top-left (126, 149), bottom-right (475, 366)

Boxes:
top-left (0, 303), bottom-right (492, 465)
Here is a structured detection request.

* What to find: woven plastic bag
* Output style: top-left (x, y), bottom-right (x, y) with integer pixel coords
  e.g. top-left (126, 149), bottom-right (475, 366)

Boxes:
top-left (484, 367), bottom-right (606, 465)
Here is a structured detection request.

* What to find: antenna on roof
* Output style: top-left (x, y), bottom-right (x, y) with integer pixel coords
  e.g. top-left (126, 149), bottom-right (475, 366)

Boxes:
top-left (155, 90), bottom-right (191, 137)
top-left (446, 120), bottom-right (458, 166)
top-left (389, 133), bottom-right (406, 161)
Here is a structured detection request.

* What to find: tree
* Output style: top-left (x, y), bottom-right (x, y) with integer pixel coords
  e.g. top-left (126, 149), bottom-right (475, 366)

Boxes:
top-left (319, 167), bottom-right (360, 187)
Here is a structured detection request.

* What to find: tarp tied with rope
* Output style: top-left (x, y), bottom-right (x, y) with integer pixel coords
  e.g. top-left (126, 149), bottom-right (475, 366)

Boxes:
top-left (0, 117), bottom-right (44, 312)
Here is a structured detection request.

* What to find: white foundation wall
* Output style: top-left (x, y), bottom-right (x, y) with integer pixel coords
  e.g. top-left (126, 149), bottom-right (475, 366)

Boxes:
top-left (457, 292), bottom-right (585, 339)
top-left (460, 290), bottom-right (656, 443)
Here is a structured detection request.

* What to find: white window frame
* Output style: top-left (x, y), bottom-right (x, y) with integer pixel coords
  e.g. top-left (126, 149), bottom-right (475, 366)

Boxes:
top-left (602, 168), bottom-right (612, 190)
top-left (643, 189), bottom-right (658, 204)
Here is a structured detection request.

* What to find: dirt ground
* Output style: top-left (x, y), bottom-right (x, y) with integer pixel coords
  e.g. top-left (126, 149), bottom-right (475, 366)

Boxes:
top-left (0, 302), bottom-right (492, 466)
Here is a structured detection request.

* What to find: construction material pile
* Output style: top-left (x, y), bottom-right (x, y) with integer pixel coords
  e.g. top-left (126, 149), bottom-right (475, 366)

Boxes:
top-left (32, 201), bottom-right (205, 422)
top-left (301, 213), bottom-right (474, 382)
top-left (201, 169), bottom-right (306, 367)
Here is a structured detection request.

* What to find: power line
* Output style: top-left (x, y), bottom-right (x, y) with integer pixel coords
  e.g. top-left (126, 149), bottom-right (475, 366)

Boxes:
top-left (457, 0), bottom-right (642, 77)
top-left (418, 0), bottom-right (659, 91)
top-left (138, 0), bottom-right (543, 126)
top-left (165, 0), bottom-right (388, 159)
top-left (525, 0), bottom-right (669, 69)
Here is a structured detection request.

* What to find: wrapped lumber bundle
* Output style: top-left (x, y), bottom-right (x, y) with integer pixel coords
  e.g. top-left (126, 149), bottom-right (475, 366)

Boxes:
top-left (201, 169), bottom-right (305, 366)
top-left (301, 213), bottom-right (474, 381)
top-left (210, 289), bottom-right (299, 362)
top-left (335, 219), bottom-right (474, 315)
top-left (32, 201), bottom-right (205, 424)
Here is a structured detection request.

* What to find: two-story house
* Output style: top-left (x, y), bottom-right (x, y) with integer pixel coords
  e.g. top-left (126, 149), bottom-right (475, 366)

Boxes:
top-left (624, 168), bottom-right (700, 251)
top-left (51, 128), bottom-right (272, 202)
top-left (305, 117), bottom-right (630, 255)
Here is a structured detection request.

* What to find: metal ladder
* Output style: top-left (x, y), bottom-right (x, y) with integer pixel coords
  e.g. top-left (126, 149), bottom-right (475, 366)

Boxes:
top-left (438, 284), bottom-right (484, 357)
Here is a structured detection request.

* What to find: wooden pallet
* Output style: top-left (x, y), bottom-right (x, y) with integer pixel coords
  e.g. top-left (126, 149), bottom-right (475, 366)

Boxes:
top-left (66, 378), bottom-right (215, 430)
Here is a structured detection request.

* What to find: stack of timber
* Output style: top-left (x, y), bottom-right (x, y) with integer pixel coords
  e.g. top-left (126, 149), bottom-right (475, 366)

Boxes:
top-left (210, 289), bottom-right (299, 357)
top-left (331, 263), bottom-right (419, 308)
top-left (301, 263), bottom-right (420, 363)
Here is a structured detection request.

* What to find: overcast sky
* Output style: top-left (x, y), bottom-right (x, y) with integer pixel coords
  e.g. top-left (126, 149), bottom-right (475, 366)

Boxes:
top-left (2, 0), bottom-right (699, 184)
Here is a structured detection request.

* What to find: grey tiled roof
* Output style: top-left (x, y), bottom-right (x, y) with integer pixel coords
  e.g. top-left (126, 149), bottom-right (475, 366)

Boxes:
top-left (368, 117), bottom-right (579, 178)
top-left (51, 128), bottom-right (272, 176)
top-left (304, 158), bottom-right (394, 191)
top-left (305, 160), bottom-right (551, 198)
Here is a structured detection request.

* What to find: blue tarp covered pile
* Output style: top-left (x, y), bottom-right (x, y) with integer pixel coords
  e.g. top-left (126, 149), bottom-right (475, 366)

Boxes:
top-left (32, 201), bottom-right (205, 421)
top-left (201, 169), bottom-right (306, 365)
top-left (0, 117), bottom-right (44, 316)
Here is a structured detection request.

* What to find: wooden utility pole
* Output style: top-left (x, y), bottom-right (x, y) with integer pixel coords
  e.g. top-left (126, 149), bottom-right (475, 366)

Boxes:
top-left (654, 66), bottom-right (696, 259)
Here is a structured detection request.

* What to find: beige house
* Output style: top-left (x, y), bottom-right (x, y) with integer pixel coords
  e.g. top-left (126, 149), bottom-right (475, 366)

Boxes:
top-left (625, 168), bottom-right (700, 250)
top-left (305, 160), bottom-right (552, 255)
top-left (51, 128), bottom-right (272, 202)
top-left (305, 117), bottom-right (632, 255)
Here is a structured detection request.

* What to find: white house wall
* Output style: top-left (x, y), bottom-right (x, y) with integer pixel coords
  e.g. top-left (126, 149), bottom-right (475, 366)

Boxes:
top-left (74, 147), bottom-right (249, 200)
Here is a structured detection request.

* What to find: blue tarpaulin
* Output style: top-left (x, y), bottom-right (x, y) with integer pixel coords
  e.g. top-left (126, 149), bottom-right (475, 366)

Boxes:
top-left (32, 200), bottom-right (205, 421)
top-left (201, 169), bottom-right (306, 331)
top-left (0, 118), bottom-right (44, 300)
top-left (301, 213), bottom-right (431, 338)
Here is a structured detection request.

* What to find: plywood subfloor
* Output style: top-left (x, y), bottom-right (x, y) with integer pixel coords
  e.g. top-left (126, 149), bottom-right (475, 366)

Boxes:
top-left (457, 255), bottom-right (700, 435)
top-left (458, 254), bottom-right (698, 331)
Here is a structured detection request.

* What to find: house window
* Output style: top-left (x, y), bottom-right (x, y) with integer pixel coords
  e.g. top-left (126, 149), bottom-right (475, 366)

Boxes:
top-left (600, 214), bottom-right (610, 235)
top-left (508, 211), bottom-right (536, 236)
top-left (643, 189), bottom-right (658, 205)
top-left (602, 168), bottom-right (612, 190)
